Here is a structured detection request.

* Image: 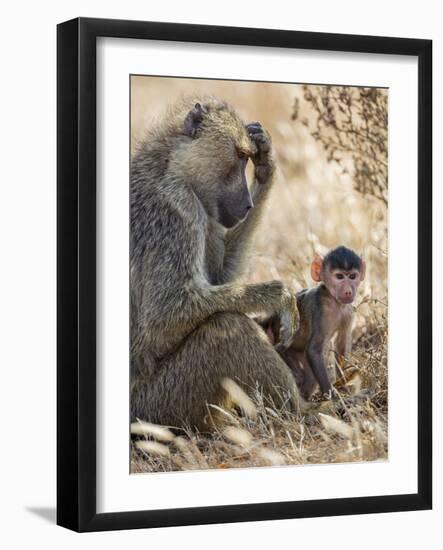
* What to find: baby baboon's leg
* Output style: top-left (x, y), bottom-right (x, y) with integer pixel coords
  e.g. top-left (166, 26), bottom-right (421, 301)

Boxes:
top-left (131, 312), bottom-right (301, 430)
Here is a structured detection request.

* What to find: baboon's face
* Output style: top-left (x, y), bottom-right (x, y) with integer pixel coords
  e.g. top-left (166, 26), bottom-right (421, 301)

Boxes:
top-left (175, 101), bottom-right (257, 229)
top-left (216, 151), bottom-right (253, 228)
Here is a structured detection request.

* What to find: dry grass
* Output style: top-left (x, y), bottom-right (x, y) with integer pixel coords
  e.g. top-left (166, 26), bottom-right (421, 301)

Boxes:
top-left (130, 76), bottom-right (388, 473)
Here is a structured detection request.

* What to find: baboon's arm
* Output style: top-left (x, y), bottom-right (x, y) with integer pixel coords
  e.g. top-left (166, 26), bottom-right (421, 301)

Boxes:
top-left (221, 121), bottom-right (275, 282)
top-left (178, 280), bottom-right (292, 330)
top-left (222, 182), bottom-right (273, 281)
top-left (147, 279), bottom-right (296, 355)
top-left (201, 279), bottom-right (292, 320)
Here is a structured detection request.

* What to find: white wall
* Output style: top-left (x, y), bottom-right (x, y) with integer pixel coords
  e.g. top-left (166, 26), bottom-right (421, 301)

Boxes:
top-left (0, 1), bottom-right (440, 547)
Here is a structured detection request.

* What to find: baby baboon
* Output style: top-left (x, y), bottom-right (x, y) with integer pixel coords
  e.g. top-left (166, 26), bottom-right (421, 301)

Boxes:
top-left (130, 97), bottom-right (300, 429)
top-left (263, 246), bottom-right (365, 400)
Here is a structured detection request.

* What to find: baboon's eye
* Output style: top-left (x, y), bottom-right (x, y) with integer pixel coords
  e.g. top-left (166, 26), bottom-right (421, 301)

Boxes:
top-left (237, 150), bottom-right (248, 160)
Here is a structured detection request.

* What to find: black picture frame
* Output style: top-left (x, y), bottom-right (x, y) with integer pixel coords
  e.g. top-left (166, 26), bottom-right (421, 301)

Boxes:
top-left (57, 17), bottom-right (432, 532)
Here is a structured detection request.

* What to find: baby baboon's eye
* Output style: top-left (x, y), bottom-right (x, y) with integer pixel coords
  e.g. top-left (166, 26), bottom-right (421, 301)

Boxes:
top-left (349, 273), bottom-right (357, 280)
top-left (335, 273), bottom-right (344, 280)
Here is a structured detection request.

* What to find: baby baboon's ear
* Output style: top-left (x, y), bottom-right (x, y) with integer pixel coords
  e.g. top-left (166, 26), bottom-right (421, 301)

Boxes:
top-left (184, 102), bottom-right (205, 137)
top-left (310, 254), bottom-right (324, 282)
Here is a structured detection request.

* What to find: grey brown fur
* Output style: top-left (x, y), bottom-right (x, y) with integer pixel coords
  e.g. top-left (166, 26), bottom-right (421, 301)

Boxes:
top-left (130, 97), bottom-right (300, 429)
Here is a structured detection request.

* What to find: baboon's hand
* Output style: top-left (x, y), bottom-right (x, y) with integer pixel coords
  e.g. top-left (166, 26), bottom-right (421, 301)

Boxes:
top-left (254, 281), bottom-right (296, 349)
top-left (275, 310), bottom-right (294, 352)
top-left (246, 122), bottom-right (275, 185)
top-left (274, 287), bottom-right (297, 352)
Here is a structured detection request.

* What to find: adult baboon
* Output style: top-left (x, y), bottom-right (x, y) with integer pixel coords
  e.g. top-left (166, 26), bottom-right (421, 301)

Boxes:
top-left (130, 97), bottom-right (300, 429)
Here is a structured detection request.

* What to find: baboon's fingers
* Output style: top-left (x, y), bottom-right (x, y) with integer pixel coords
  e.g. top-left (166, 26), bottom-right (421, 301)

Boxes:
top-left (274, 309), bottom-right (294, 352)
top-left (246, 122), bottom-right (273, 184)
top-left (245, 121), bottom-right (263, 134)
top-left (253, 134), bottom-right (271, 152)
top-left (246, 123), bottom-right (271, 151)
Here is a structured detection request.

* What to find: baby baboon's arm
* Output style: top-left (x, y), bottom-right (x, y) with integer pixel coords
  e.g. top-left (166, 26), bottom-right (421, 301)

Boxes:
top-left (334, 314), bottom-right (353, 376)
top-left (306, 332), bottom-right (333, 398)
top-left (335, 316), bottom-right (353, 358)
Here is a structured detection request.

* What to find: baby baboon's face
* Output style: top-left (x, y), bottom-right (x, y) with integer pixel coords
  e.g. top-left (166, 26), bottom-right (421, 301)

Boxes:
top-left (310, 247), bottom-right (366, 305)
top-left (176, 100), bottom-right (257, 228)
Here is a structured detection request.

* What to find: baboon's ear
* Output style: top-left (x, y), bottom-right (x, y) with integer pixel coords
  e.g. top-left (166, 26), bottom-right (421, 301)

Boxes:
top-left (184, 102), bottom-right (205, 137)
top-left (310, 254), bottom-right (323, 282)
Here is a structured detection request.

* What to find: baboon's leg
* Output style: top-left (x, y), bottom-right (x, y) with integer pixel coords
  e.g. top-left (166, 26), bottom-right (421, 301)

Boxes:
top-left (131, 312), bottom-right (301, 430)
